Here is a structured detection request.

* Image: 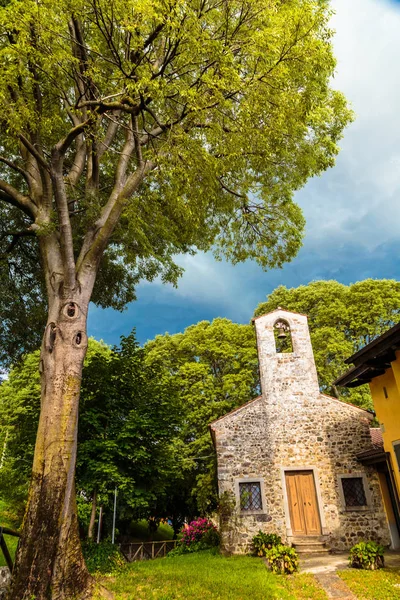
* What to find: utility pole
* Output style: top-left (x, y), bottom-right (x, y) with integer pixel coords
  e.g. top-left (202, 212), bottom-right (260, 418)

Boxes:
top-left (96, 505), bottom-right (103, 544)
top-left (111, 487), bottom-right (117, 544)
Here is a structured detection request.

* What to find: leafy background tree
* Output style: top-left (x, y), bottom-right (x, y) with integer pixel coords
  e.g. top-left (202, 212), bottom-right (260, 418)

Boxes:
top-left (253, 279), bottom-right (400, 409)
top-left (145, 318), bottom-right (260, 518)
top-left (0, 333), bottom-right (180, 535)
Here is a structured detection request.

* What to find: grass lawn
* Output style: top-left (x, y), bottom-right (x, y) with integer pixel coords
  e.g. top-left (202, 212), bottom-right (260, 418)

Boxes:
top-left (99, 550), bottom-right (327, 600)
top-left (0, 499), bottom-right (19, 567)
top-left (339, 568), bottom-right (400, 600)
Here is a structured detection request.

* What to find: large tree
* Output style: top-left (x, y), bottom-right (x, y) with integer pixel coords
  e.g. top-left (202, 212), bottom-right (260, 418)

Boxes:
top-left (145, 318), bottom-right (259, 517)
top-left (0, 0), bottom-right (351, 596)
top-left (254, 279), bottom-right (400, 408)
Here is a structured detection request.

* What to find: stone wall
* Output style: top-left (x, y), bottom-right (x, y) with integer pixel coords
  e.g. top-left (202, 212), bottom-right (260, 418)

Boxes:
top-left (211, 310), bottom-right (391, 554)
top-left (0, 567), bottom-right (11, 599)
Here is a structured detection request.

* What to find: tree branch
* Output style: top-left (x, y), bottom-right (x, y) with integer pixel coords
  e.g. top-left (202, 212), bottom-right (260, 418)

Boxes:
top-left (218, 178), bottom-right (247, 199)
top-left (77, 161), bottom-right (154, 281)
top-left (0, 180), bottom-right (38, 218)
top-left (51, 151), bottom-right (77, 290)
top-left (0, 228), bottom-right (36, 256)
top-left (19, 135), bottom-right (49, 172)
top-left (97, 110), bottom-right (121, 159)
top-left (0, 156), bottom-right (30, 183)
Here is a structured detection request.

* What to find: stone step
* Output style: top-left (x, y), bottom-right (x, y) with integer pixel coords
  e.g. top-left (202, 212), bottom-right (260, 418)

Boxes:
top-left (291, 536), bottom-right (331, 554)
top-left (294, 544), bottom-right (330, 554)
top-left (292, 536), bottom-right (328, 544)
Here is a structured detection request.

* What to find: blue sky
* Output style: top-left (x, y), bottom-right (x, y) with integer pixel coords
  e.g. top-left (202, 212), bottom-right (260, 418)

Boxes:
top-left (88, 0), bottom-right (400, 346)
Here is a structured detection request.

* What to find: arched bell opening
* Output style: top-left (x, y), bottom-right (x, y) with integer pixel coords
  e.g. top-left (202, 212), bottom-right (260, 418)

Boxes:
top-left (273, 319), bottom-right (293, 353)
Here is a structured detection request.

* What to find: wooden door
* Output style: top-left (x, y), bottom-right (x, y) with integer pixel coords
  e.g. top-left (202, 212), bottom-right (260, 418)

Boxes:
top-left (285, 471), bottom-right (321, 536)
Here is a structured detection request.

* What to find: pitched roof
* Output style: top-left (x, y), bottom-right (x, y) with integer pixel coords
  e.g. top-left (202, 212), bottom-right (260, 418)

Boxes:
top-left (320, 393), bottom-right (374, 418)
top-left (334, 323), bottom-right (400, 388)
top-left (356, 428), bottom-right (385, 463)
top-left (370, 427), bottom-right (383, 447)
top-left (252, 307), bottom-right (309, 322)
top-left (209, 396), bottom-right (262, 427)
top-left (209, 392), bottom-right (371, 433)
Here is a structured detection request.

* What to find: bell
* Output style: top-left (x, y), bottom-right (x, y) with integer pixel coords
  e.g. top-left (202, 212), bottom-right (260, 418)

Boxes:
top-left (277, 331), bottom-right (287, 340)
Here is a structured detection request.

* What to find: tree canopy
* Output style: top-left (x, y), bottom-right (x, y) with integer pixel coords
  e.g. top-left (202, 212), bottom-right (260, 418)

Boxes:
top-left (0, 0), bottom-right (352, 366)
top-left (254, 279), bottom-right (400, 408)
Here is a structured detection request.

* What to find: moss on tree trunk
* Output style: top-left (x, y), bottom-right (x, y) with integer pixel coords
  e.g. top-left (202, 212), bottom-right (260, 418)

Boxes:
top-left (8, 294), bottom-right (94, 600)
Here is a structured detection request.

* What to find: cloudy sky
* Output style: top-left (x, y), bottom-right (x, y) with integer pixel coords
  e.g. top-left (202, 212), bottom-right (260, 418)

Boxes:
top-left (88, 0), bottom-right (400, 346)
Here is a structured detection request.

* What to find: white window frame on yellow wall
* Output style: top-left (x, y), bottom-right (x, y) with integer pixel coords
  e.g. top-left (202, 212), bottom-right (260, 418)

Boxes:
top-left (393, 440), bottom-right (400, 472)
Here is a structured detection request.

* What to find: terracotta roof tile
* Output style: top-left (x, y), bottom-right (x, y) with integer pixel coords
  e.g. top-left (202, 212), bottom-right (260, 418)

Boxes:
top-left (370, 427), bottom-right (383, 448)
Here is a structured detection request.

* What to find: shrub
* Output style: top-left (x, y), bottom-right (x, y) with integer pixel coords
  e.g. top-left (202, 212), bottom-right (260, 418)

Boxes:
top-left (168, 543), bottom-right (220, 557)
top-left (168, 518), bottom-right (220, 556)
top-left (264, 544), bottom-right (299, 574)
top-left (349, 541), bottom-right (385, 570)
top-left (180, 518), bottom-right (219, 546)
top-left (252, 531), bottom-right (282, 556)
top-left (82, 541), bottom-right (126, 574)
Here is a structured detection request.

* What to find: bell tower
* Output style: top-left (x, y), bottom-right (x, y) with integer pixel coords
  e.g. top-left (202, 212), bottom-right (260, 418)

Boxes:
top-left (253, 308), bottom-right (320, 402)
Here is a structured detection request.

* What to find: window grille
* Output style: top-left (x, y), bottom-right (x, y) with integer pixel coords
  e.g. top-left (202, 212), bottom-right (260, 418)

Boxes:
top-left (341, 477), bottom-right (367, 507)
top-left (239, 482), bottom-right (263, 511)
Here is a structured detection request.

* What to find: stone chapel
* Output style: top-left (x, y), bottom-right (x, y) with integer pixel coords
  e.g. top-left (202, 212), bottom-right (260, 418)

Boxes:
top-left (210, 308), bottom-right (391, 553)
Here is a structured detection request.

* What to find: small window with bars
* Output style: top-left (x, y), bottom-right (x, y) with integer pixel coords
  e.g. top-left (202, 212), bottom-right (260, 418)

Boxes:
top-left (239, 481), bottom-right (263, 511)
top-left (341, 477), bottom-right (367, 507)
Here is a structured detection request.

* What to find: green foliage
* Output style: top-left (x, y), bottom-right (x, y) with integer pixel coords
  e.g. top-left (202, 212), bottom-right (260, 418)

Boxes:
top-left (167, 541), bottom-right (219, 557)
top-left (82, 541), bottom-right (125, 574)
top-left (78, 331), bottom-right (181, 522)
top-left (0, 332), bottom-right (181, 529)
top-left (145, 318), bottom-right (259, 517)
top-left (201, 527), bottom-right (220, 549)
top-left (349, 541), bottom-right (385, 570)
top-left (252, 531), bottom-right (283, 556)
top-left (123, 520), bottom-right (174, 542)
top-left (264, 545), bottom-right (299, 575)
top-left (0, 0), bottom-right (352, 366)
top-left (254, 279), bottom-right (400, 409)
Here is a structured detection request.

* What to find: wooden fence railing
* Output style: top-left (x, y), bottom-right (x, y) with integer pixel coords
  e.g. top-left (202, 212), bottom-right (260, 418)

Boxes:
top-left (119, 540), bottom-right (178, 562)
top-left (0, 527), bottom-right (21, 572)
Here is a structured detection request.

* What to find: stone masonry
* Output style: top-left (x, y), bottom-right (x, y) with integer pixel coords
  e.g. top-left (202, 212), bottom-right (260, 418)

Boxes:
top-left (210, 309), bottom-right (390, 554)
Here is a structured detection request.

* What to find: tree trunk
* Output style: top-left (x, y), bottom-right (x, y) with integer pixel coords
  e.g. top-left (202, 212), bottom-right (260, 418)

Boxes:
top-left (8, 291), bottom-right (94, 600)
top-left (88, 489), bottom-right (98, 541)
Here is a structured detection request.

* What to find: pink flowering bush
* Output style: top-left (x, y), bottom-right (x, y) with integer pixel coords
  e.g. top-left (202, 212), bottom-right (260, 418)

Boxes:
top-left (181, 518), bottom-right (219, 546)
top-left (168, 518), bottom-right (220, 556)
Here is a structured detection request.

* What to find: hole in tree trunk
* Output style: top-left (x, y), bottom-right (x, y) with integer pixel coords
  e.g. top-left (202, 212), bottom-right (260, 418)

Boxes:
top-left (75, 332), bottom-right (82, 345)
top-left (63, 302), bottom-right (79, 320)
top-left (67, 303), bottom-right (76, 317)
top-left (45, 323), bottom-right (57, 352)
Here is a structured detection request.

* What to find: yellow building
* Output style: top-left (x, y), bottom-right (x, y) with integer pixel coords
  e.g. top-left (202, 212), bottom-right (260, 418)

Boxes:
top-left (335, 323), bottom-right (400, 549)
